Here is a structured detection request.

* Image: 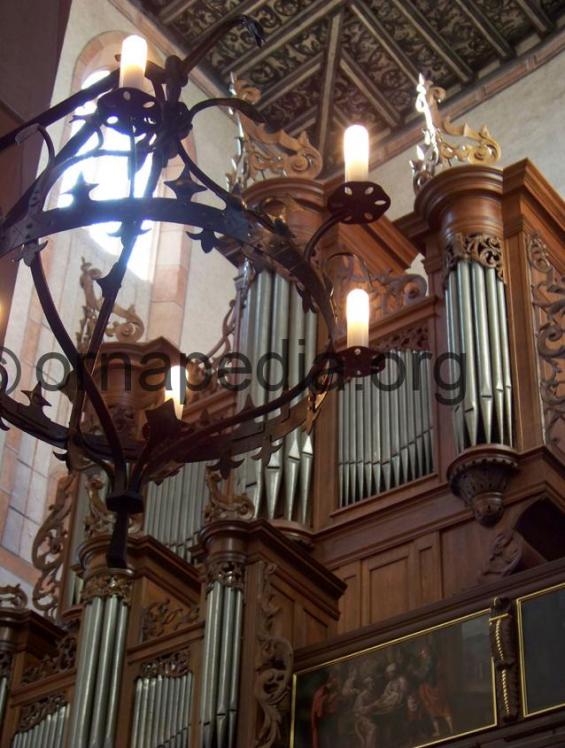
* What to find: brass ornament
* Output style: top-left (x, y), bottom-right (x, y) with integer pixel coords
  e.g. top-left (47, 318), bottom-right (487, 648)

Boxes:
top-left (17, 692), bottom-right (67, 733)
top-left (411, 74), bottom-right (501, 192)
top-left (140, 649), bottom-right (190, 679)
top-left (203, 469), bottom-right (255, 524)
top-left (76, 258), bottom-right (144, 352)
top-left (444, 233), bottom-right (505, 284)
top-left (81, 570), bottom-right (133, 606)
top-left (141, 599), bottom-right (199, 641)
top-left (0, 584), bottom-right (28, 609)
top-left (227, 78), bottom-right (322, 193)
top-left (255, 562), bottom-right (293, 748)
top-left (489, 597), bottom-right (520, 723)
top-left (527, 233), bottom-right (565, 453)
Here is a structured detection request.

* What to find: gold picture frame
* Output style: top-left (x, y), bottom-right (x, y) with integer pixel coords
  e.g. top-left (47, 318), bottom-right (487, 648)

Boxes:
top-left (516, 581), bottom-right (565, 718)
top-left (291, 609), bottom-right (497, 748)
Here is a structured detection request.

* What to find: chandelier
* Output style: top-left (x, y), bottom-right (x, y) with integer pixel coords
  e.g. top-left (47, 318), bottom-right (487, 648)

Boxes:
top-left (0, 15), bottom-right (391, 568)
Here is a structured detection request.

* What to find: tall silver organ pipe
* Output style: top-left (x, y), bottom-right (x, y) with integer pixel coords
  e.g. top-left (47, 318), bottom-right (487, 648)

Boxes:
top-left (444, 260), bottom-right (513, 450)
top-left (338, 351), bottom-right (434, 506)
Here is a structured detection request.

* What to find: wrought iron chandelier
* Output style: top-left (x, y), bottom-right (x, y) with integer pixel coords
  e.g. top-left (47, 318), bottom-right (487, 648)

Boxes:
top-left (0, 15), bottom-right (391, 568)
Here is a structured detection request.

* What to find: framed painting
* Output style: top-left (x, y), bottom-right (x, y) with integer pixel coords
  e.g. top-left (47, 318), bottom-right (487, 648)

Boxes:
top-left (517, 581), bottom-right (565, 717)
top-left (291, 610), bottom-right (496, 748)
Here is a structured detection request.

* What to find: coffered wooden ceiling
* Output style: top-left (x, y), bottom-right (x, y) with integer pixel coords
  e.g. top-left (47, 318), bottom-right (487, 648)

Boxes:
top-left (140, 0), bottom-right (565, 177)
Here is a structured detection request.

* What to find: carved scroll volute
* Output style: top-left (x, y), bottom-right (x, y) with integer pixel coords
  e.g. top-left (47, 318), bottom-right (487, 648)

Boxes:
top-left (489, 597), bottom-right (520, 723)
top-left (255, 562), bottom-right (293, 748)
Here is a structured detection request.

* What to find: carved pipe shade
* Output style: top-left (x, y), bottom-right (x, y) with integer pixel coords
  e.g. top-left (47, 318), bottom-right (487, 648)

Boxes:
top-left (140, 0), bottom-right (565, 176)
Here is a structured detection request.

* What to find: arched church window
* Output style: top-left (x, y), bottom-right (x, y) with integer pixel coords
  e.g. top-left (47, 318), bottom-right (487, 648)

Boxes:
top-left (58, 68), bottom-right (155, 280)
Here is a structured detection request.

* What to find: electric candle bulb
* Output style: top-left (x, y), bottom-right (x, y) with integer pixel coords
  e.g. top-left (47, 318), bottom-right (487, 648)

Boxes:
top-left (344, 124), bottom-right (369, 182)
top-left (346, 288), bottom-right (370, 349)
top-left (166, 365), bottom-right (186, 420)
top-left (119, 35), bottom-right (148, 90)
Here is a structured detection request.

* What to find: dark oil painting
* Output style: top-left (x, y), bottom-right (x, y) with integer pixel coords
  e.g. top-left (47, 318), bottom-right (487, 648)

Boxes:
top-left (291, 611), bottom-right (495, 748)
top-left (518, 583), bottom-right (565, 716)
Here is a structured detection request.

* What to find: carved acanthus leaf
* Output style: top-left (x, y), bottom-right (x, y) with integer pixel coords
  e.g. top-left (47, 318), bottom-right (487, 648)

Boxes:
top-left (18, 692), bottom-right (67, 732)
top-left (255, 563), bottom-right (293, 748)
top-left (444, 233), bottom-right (504, 284)
top-left (21, 626), bottom-right (77, 684)
top-left (227, 78), bottom-right (322, 193)
top-left (206, 558), bottom-right (246, 591)
top-left (81, 571), bottom-right (133, 606)
top-left (140, 649), bottom-right (191, 679)
top-left (32, 473), bottom-right (77, 621)
top-left (141, 599), bottom-right (199, 641)
top-left (411, 74), bottom-right (501, 193)
top-left (528, 233), bottom-right (565, 453)
top-left (203, 470), bottom-right (255, 524)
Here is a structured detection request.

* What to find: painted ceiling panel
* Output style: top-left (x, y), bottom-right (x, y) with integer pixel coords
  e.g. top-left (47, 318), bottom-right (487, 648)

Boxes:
top-left (140, 0), bottom-right (565, 177)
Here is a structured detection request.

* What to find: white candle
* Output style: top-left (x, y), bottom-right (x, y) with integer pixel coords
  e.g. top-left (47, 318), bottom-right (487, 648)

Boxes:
top-left (166, 365), bottom-right (186, 419)
top-left (344, 124), bottom-right (369, 182)
top-left (346, 288), bottom-right (370, 348)
top-left (119, 35), bottom-right (148, 90)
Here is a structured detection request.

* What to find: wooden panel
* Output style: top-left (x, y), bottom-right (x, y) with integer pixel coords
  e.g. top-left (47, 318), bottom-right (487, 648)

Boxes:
top-left (414, 532), bottom-right (442, 606)
top-left (304, 609), bottom-right (328, 646)
top-left (361, 543), bottom-right (414, 625)
top-left (335, 560), bottom-right (361, 634)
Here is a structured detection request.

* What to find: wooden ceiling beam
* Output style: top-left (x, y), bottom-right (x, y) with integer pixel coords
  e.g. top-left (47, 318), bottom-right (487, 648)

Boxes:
top-left (350, 0), bottom-right (419, 84)
top-left (288, 108), bottom-right (317, 137)
top-left (316, 9), bottom-right (344, 161)
top-left (340, 53), bottom-right (401, 128)
top-left (226, 0), bottom-right (344, 75)
top-left (257, 55), bottom-right (323, 110)
top-left (453, 0), bottom-right (515, 60)
top-left (391, 0), bottom-right (474, 83)
top-left (513, 0), bottom-right (554, 35)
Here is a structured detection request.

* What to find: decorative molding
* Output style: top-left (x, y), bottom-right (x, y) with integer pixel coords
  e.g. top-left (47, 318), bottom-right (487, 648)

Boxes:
top-left (0, 584), bottom-right (28, 609)
top-left (21, 627), bottom-right (77, 684)
top-left (411, 74), bottom-right (501, 192)
top-left (489, 597), bottom-right (520, 723)
top-left (206, 558), bottom-right (246, 592)
top-left (374, 324), bottom-right (430, 354)
top-left (203, 470), bottom-right (255, 524)
top-left (18, 692), bottom-right (67, 733)
top-left (31, 473), bottom-right (77, 622)
top-left (479, 530), bottom-right (523, 583)
top-left (444, 233), bottom-right (505, 284)
top-left (140, 649), bottom-right (191, 679)
top-left (81, 571), bottom-right (133, 606)
top-left (255, 562), bottom-right (293, 748)
top-left (527, 232), bottom-right (564, 453)
top-left (76, 258), bottom-right (144, 352)
top-left (141, 599), bottom-right (199, 641)
top-left (448, 448), bottom-right (518, 525)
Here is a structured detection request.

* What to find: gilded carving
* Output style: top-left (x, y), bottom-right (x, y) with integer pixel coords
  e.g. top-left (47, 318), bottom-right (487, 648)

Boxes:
top-left (76, 258), bottom-right (144, 352)
top-left (0, 584), bottom-right (28, 609)
top-left (141, 599), bottom-right (199, 641)
top-left (81, 571), bottom-right (133, 606)
top-left (444, 233), bottom-right (504, 284)
top-left (255, 563), bottom-right (293, 748)
top-left (140, 649), bottom-right (190, 679)
top-left (18, 692), bottom-right (67, 732)
top-left (32, 473), bottom-right (77, 621)
top-left (21, 627), bottom-right (77, 684)
top-left (203, 470), bottom-right (255, 524)
top-left (411, 74), bottom-right (501, 192)
top-left (489, 597), bottom-right (520, 723)
top-left (227, 78), bottom-right (322, 192)
top-left (527, 233), bottom-right (565, 453)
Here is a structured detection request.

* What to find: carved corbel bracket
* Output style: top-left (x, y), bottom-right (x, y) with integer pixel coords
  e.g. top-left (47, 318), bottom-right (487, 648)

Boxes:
top-left (447, 445), bottom-right (518, 525)
top-left (489, 597), bottom-right (520, 723)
